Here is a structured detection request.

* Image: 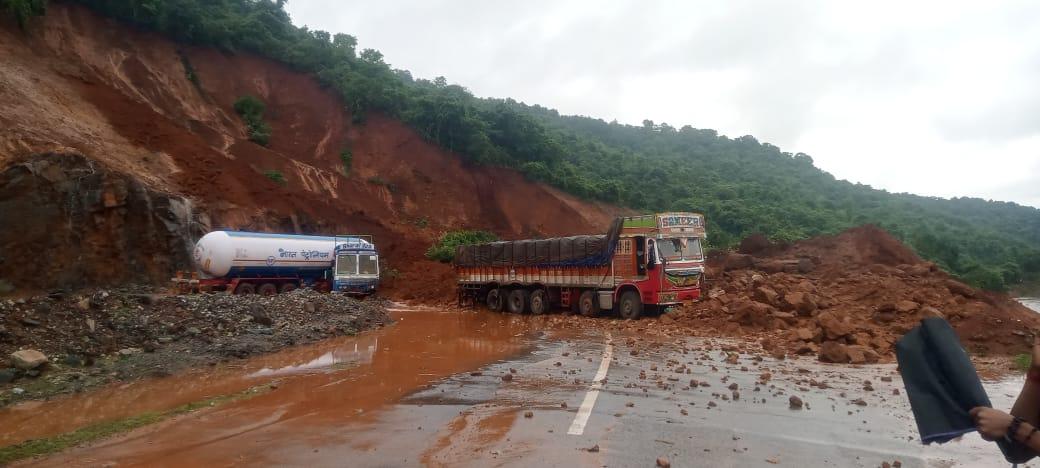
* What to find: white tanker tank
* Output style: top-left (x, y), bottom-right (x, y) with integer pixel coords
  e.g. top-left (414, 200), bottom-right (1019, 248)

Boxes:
top-left (193, 231), bottom-right (371, 279)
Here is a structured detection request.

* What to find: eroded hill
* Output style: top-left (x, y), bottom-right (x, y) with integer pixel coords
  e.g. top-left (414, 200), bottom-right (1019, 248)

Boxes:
top-left (0, 4), bottom-right (625, 299)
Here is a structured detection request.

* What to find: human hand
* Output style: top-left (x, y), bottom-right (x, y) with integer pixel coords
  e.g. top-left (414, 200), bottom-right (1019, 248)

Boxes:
top-left (1031, 334), bottom-right (1040, 372)
top-left (970, 407), bottom-right (1014, 441)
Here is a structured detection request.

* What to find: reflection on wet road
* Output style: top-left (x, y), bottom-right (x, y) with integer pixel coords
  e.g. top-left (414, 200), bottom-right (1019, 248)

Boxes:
top-left (10, 307), bottom-right (1031, 467)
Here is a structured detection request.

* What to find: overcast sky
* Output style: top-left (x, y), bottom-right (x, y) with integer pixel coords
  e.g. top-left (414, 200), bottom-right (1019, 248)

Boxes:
top-left (286, 0), bottom-right (1040, 208)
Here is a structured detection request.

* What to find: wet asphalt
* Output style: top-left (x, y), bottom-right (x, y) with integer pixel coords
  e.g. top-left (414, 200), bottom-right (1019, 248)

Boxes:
top-left (21, 307), bottom-right (1029, 467)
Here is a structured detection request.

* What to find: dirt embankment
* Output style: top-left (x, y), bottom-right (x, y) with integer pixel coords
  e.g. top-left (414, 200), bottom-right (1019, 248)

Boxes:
top-left (0, 288), bottom-right (391, 405)
top-left (0, 4), bottom-right (625, 300)
top-left (664, 226), bottom-right (1040, 362)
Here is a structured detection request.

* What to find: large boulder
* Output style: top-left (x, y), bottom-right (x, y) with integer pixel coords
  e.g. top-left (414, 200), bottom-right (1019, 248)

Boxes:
top-left (722, 253), bottom-right (755, 271)
top-left (847, 345), bottom-right (880, 364)
top-left (731, 300), bottom-right (773, 327)
top-left (753, 286), bottom-right (780, 307)
top-left (819, 341), bottom-right (849, 363)
top-left (10, 349), bottom-right (48, 370)
top-left (816, 311), bottom-right (852, 340)
top-left (782, 291), bottom-right (818, 316)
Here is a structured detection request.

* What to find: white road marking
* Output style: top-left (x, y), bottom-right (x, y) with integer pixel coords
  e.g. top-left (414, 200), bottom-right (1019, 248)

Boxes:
top-left (567, 333), bottom-right (613, 435)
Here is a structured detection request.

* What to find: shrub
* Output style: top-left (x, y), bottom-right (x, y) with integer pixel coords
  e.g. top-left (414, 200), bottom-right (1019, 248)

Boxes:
top-left (233, 95), bottom-right (271, 146)
top-left (2, 0), bottom-right (46, 30)
top-left (340, 149), bottom-right (352, 175)
top-left (263, 170), bottom-right (286, 185)
top-left (425, 230), bottom-right (498, 263)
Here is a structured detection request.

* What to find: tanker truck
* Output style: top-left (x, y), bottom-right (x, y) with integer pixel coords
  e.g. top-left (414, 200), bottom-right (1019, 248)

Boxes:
top-left (175, 231), bottom-right (379, 296)
top-left (454, 212), bottom-right (706, 319)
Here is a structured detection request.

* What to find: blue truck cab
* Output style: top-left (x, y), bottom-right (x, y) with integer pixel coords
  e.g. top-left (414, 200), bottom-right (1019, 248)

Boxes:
top-left (333, 236), bottom-right (380, 295)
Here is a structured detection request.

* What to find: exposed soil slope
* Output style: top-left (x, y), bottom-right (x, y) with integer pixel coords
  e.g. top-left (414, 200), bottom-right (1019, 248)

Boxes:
top-left (0, 4), bottom-right (625, 299)
top-left (667, 226), bottom-right (1040, 359)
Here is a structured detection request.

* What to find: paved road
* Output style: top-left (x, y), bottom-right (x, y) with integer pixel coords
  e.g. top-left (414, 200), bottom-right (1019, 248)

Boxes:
top-left (24, 307), bottom-right (1027, 467)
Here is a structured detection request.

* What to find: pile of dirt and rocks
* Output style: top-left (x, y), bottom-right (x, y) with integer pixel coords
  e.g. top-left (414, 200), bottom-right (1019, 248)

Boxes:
top-left (664, 225), bottom-right (1040, 363)
top-left (0, 287), bottom-right (391, 404)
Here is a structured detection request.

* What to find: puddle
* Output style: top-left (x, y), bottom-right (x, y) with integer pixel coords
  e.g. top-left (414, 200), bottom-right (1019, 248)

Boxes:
top-left (0, 308), bottom-right (538, 452)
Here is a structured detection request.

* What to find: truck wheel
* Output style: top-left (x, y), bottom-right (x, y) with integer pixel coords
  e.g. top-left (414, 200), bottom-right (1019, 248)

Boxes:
top-left (618, 291), bottom-right (643, 320)
top-left (486, 288), bottom-right (504, 312)
top-left (529, 289), bottom-right (548, 315)
top-left (506, 289), bottom-right (529, 314)
top-left (578, 290), bottom-right (600, 317)
top-left (258, 283), bottom-right (278, 296)
top-left (234, 283), bottom-right (255, 295)
top-left (279, 283), bottom-right (297, 293)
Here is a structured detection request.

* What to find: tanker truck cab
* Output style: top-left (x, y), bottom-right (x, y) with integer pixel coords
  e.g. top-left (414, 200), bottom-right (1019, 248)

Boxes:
top-left (333, 236), bottom-right (380, 296)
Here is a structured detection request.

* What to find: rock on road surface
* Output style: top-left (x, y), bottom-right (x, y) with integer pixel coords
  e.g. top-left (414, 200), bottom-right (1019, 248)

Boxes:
top-left (13, 307), bottom-right (1023, 467)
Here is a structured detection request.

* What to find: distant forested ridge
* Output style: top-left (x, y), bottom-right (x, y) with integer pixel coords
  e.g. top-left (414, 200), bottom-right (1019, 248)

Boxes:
top-left (7, 0), bottom-right (1039, 290)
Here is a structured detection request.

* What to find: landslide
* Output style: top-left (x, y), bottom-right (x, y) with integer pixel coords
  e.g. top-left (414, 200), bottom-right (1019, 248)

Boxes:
top-left (666, 225), bottom-right (1040, 361)
top-left (0, 4), bottom-right (623, 299)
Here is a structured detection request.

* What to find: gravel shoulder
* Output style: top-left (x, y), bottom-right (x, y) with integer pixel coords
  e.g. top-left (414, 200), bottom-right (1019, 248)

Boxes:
top-left (0, 288), bottom-right (392, 406)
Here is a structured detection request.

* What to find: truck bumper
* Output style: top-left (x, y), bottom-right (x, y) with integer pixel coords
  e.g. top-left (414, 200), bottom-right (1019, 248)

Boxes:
top-left (333, 281), bottom-right (379, 295)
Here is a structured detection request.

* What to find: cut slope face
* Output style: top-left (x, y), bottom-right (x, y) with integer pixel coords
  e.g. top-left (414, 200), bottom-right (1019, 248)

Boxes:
top-left (0, 5), bottom-right (625, 298)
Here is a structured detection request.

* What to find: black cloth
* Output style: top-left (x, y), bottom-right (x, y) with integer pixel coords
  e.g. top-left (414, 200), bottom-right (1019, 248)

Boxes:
top-left (896, 317), bottom-right (1035, 463)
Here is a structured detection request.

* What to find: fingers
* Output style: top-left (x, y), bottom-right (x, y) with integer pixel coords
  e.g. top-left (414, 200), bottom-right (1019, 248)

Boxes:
top-left (969, 407), bottom-right (984, 418)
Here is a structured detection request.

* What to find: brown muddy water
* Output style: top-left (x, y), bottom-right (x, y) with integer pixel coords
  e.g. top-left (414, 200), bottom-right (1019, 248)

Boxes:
top-left (0, 306), bottom-right (541, 451)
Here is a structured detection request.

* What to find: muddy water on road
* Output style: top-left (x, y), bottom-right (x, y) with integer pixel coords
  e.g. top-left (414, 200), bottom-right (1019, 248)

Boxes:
top-left (2, 308), bottom-right (539, 463)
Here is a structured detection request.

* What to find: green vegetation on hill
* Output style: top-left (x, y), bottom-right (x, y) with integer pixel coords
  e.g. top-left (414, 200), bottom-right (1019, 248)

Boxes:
top-left (233, 95), bottom-right (271, 146)
top-left (6, 1), bottom-right (1039, 290)
top-left (426, 231), bottom-right (498, 263)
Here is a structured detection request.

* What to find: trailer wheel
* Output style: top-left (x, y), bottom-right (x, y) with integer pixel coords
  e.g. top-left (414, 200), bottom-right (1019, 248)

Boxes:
top-left (529, 289), bottom-right (548, 315)
top-left (279, 283), bottom-right (297, 294)
top-left (578, 290), bottom-right (600, 317)
top-left (618, 290), bottom-right (643, 320)
top-left (234, 283), bottom-right (256, 295)
top-left (257, 283), bottom-right (278, 296)
top-left (486, 288), bottom-right (504, 312)
top-left (506, 289), bottom-right (529, 314)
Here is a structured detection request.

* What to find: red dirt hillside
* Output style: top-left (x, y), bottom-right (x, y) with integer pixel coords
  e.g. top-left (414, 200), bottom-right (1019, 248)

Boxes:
top-left (0, 4), bottom-right (626, 300)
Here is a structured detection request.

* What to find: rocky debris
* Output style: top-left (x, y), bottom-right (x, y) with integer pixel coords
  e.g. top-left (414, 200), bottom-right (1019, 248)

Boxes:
top-left (9, 349), bottom-right (48, 370)
top-left (669, 226), bottom-right (1040, 360)
top-left (586, 444), bottom-right (600, 453)
top-left (0, 287), bottom-right (391, 402)
top-left (789, 395), bottom-right (803, 410)
top-left (524, 411), bottom-right (534, 418)
top-left (656, 457), bottom-right (671, 467)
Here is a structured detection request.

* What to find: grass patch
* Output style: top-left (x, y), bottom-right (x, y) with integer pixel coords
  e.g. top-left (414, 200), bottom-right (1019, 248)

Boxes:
top-left (0, 385), bottom-right (270, 464)
top-left (340, 149), bottom-right (352, 176)
top-left (264, 170), bottom-right (287, 185)
top-left (1014, 354), bottom-right (1032, 372)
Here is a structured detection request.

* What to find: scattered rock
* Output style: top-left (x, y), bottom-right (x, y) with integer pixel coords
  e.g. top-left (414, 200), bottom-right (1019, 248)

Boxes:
top-left (9, 349), bottom-right (48, 370)
top-left (819, 341), bottom-right (849, 363)
top-left (789, 395), bottom-right (803, 410)
top-left (656, 456), bottom-right (671, 467)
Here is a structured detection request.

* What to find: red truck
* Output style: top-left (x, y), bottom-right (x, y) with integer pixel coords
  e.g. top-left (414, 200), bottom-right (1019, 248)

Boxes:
top-left (455, 212), bottom-right (706, 319)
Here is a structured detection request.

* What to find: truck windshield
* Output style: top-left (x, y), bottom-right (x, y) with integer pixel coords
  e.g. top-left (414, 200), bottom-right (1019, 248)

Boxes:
top-left (336, 254), bottom-right (358, 276)
top-left (658, 237), bottom-right (703, 261)
top-left (359, 254), bottom-right (378, 276)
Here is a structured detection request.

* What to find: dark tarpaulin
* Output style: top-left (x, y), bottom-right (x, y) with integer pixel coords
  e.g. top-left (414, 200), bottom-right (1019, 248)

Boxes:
top-left (454, 218), bottom-right (623, 268)
top-left (896, 317), bottom-right (1034, 463)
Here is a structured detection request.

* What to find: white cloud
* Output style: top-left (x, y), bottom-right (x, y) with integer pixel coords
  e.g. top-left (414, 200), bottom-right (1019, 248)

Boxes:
top-left (286, 0), bottom-right (1040, 207)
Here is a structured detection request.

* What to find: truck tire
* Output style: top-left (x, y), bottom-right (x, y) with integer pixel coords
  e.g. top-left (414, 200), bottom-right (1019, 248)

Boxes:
top-left (618, 290), bottom-right (643, 320)
top-left (258, 283), bottom-right (278, 296)
top-left (234, 283), bottom-right (255, 295)
top-left (529, 289), bottom-right (548, 315)
top-left (486, 288), bottom-right (504, 312)
top-left (506, 289), bottom-right (529, 314)
top-left (279, 283), bottom-right (297, 293)
top-left (578, 290), bottom-right (600, 317)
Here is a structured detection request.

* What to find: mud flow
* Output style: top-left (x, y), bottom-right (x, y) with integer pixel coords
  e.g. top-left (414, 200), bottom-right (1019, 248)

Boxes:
top-left (0, 308), bottom-right (537, 453)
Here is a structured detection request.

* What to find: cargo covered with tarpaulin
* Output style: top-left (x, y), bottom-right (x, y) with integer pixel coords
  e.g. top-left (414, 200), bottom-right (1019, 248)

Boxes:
top-left (454, 219), bottom-right (623, 268)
